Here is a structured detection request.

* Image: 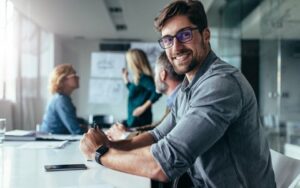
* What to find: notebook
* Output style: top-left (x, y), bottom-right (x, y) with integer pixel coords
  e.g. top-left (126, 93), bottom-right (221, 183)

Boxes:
top-left (5, 130), bottom-right (36, 141)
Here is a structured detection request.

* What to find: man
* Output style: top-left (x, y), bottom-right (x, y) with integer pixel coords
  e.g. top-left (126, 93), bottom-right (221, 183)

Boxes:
top-left (106, 51), bottom-right (184, 140)
top-left (80, 1), bottom-right (276, 187)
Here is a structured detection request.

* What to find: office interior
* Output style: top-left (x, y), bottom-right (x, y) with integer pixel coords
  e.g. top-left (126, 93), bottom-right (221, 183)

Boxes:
top-left (0, 0), bottom-right (300, 157)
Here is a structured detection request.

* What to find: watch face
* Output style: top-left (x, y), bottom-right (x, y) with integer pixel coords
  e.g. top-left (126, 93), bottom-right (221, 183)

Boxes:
top-left (96, 145), bottom-right (109, 155)
top-left (95, 145), bottom-right (109, 165)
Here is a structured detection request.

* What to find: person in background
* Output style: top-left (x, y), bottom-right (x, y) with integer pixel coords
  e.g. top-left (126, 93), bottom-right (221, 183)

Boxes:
top-left (80, 0), bottom-right (276, 187)
top-left (41, 64), bottom-right (87, 135)
top-left (106, 51), bottom-right (184, 140)
top-left (122, 48), bottom-right (161, 128)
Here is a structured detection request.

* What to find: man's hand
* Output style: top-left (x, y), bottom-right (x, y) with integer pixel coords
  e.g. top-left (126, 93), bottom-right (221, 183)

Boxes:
top-left (106, 123), bottom-right (127, 141)
top-left (79, 128), bottom-right (109, 160)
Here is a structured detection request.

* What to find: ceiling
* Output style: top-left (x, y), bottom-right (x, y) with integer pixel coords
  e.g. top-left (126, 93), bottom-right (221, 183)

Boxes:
top-left (10, 0), bottom-right (300, 41)
top-left (8, 0), bottom-right (221, 41)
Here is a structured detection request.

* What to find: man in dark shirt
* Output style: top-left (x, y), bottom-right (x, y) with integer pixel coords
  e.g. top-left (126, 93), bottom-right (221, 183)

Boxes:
top-left (80, 1), bottom-right (276, 187)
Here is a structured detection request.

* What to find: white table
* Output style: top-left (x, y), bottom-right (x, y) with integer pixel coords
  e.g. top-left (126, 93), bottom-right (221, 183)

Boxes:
top-left (0, 141), bottom-right (151, 188)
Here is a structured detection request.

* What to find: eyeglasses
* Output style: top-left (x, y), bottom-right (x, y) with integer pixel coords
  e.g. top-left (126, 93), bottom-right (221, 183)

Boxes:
top-left (158, 27), bottom-right (198, 49)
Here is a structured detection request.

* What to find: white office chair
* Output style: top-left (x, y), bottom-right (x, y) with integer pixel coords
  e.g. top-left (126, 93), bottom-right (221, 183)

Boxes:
top-left (270, 149), bottom-right (300, 188)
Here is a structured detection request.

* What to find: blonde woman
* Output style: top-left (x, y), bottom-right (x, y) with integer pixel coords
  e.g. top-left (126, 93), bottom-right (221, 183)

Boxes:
top-left (123, 49), bottom-right (161, 127)
top-left (41, 64), bottom-right (86, 134)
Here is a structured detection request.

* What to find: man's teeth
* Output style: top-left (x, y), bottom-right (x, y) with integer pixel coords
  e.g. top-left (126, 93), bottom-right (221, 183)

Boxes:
top-left (174, 53), bottom-right (188, 60)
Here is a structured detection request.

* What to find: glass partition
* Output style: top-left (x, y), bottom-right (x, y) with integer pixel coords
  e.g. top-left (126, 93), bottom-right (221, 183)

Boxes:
top-left (259, 0), bottom-right (300, 152)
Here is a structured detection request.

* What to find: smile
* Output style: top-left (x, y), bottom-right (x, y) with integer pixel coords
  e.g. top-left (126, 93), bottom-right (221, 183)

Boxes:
top-left (172, 51), bottom-right (191, 61)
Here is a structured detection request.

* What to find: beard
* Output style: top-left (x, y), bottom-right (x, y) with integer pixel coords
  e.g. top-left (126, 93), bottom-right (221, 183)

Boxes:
top-left (172, 39), bottom-right (207, 75)
top-left (155, 79), bottom-right (168, 94)
top-left (171, 48), bottom-right (199, 75)
top-left (173, 56), bottom-right (198, 75)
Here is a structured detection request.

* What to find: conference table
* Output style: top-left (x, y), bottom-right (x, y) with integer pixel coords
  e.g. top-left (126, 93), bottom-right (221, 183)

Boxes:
top-left (0, 140), bottom-right (151, 188)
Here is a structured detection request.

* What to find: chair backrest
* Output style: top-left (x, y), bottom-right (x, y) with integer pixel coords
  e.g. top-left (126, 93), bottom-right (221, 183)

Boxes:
top-left (89, 114), bottom-right (114, 128)
top-left (270, 149), bottom-right (300, 188)
top-left (77, 117), bottom-right (88, 125)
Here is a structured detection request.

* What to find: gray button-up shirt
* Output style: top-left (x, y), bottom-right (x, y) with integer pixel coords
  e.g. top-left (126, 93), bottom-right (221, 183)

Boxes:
top-left (150, 51), bottom-right (276, 188)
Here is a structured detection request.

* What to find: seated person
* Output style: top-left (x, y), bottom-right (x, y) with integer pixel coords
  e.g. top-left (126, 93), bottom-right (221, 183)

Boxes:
top-left (41, 64), bottom-right (87, 135)
top-left (106, 52), bottom-right (184, 140)
top-left (79, 1), bottom-right (275, 187)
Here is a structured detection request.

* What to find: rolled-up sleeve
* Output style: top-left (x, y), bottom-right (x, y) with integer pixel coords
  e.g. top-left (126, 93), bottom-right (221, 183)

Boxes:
top-left (150, 74), bottom-right (243, 180)
top-left (149, 111), bottom-right (175, 142)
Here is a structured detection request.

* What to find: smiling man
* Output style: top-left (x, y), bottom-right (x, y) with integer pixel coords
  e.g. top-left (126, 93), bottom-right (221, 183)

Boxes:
top-left (80, 1), bottom-right (276, 187)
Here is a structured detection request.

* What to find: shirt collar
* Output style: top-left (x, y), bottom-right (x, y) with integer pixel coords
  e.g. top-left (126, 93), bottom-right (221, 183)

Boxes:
top-left (166, 84), bottom-right (181, 109)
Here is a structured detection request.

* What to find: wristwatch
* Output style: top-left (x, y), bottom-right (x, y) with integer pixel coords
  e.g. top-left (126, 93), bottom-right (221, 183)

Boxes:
top-left (95, 145), bottom-right (109, 165)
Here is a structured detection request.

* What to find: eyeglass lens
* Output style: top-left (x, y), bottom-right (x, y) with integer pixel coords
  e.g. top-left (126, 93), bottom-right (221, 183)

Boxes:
top-left (159, 28), bottom-right (194, 49)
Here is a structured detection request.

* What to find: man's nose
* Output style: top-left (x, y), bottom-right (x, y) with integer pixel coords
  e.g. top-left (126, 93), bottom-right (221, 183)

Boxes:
top-left (171, 37), bottom-right (184, 52)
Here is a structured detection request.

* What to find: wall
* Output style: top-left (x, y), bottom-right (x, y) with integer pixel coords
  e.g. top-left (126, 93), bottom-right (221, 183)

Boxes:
top-left (241, 40), bottom-right (259, 102)
top-left (58, 38), bottom-right (167, 122)
top-left (280, 40), bottom-right (300, 121)
top-left (0, 100), bottom-right (14, 131)
top-left (260, 40), bottom-right (300, 122)
top-left (54, 35), bottom-right (63, 66)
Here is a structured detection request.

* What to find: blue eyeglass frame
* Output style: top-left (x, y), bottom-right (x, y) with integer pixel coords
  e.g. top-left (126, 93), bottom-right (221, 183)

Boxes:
top-left (158, 27), bottom-right (198, 49)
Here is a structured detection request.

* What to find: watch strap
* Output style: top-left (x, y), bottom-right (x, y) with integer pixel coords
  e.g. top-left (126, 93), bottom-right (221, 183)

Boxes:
top-left (95, 145), bottom-right (109, 165)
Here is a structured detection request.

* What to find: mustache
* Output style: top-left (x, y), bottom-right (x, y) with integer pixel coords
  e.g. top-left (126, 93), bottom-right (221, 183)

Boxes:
top-left (175, 49), bottom-right (190, 55)
top-left (172, 49), bottom-right (191, 59)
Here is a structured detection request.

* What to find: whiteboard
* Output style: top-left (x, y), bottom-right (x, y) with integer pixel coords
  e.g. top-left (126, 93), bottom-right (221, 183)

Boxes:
top-left (91, 52), bottom-right (125, 78)
top-left (88, 78), bottom-right (125, 104)
top-left (130, 42), bottom-right (163, 69)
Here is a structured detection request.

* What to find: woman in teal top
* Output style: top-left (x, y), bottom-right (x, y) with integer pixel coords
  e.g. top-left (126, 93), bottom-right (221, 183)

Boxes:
top-left (123, 49), bottom-right (161, 127)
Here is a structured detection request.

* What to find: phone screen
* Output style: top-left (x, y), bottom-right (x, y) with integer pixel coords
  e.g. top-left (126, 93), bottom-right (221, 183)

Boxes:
top-left (44, 164), bottom-right (87, 172)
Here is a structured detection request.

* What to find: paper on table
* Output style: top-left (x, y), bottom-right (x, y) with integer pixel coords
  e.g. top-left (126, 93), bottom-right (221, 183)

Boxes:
top-left (37, 134), bottom-right (82, 141)
top-left (19, 140), bottom-right (69, 149)
top-left (5, 129), bottom-right (35, 136)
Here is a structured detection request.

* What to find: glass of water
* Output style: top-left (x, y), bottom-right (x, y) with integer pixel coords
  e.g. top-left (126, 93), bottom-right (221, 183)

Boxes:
top-left (0, 119), bottom-right (6, 144)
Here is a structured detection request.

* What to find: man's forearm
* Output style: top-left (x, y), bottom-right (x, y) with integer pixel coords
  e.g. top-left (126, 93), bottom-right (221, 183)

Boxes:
top-left (98, 132), bottom-right (168, 181)
top-left (108, 132), bottom-right (155, 151)
top-left (101, 145), bottom-right (169, 182)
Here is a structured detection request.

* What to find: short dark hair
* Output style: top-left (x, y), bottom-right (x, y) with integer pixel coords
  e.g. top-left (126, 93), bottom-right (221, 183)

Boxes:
top-left (154, 0), bottom-right (208, 32)
top-left (157, 51), bottom-right (185, 82)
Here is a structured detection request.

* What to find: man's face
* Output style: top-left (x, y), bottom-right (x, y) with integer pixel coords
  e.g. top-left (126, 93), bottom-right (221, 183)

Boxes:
top-left (154, 65), bottom-right (167, 94)
top-left (161, 15), bottom-right (209, 75)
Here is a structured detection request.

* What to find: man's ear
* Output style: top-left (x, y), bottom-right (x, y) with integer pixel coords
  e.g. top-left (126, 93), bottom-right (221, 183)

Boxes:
top-left (160, 70), bottom-right (167, 81)
top-left (202, 28), bottom-right (210, 43)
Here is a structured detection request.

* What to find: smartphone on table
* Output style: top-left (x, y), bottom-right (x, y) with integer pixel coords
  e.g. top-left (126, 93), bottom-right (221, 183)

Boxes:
top-left (44, 164), bottom-right (87, 172)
